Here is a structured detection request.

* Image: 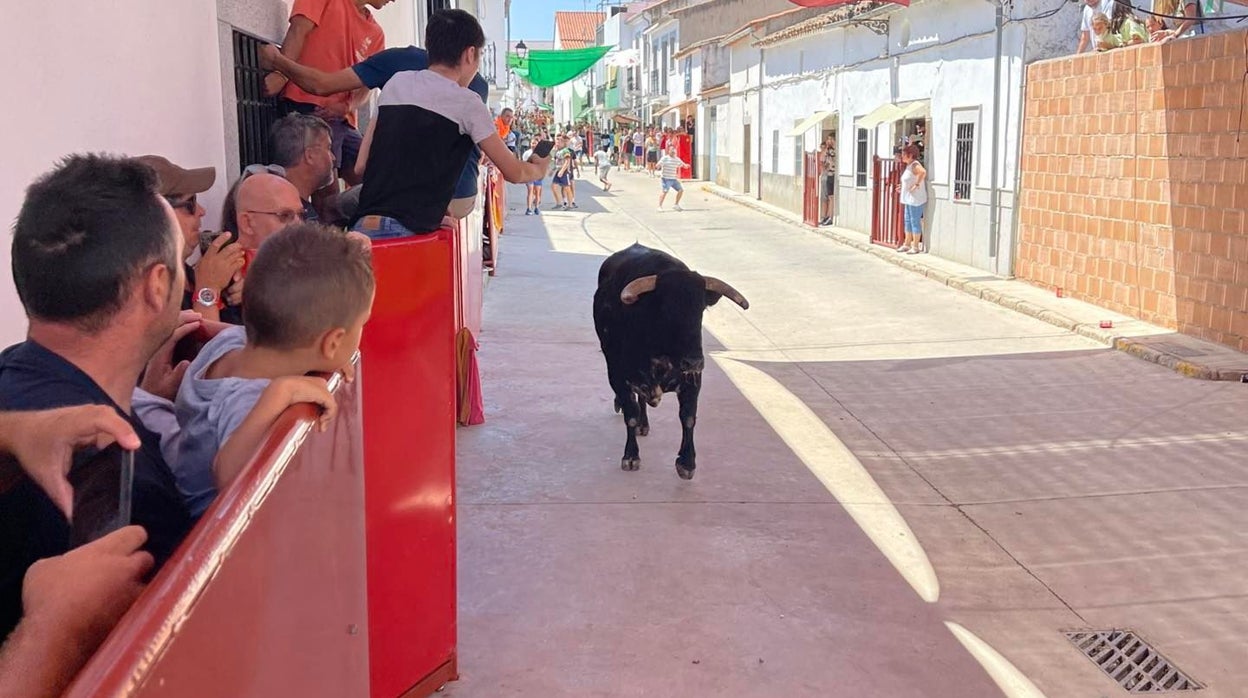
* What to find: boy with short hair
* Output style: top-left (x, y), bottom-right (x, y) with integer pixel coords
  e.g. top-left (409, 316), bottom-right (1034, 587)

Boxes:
top-left (551, 136), bottom-right (575, 210)
top-left (174, 223), bottom-right (375, 518)
top-left (521, 136), bottom-right (545, 215)
top-left (351, 9), bottom-right (549, 238)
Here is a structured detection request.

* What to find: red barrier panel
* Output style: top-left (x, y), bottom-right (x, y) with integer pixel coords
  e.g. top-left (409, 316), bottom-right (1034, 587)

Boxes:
top-left (359, 231), bottom-right (459, 697)
top-left (674, 133), bottom-right (694, 180)
top-left (871, 156), bottom-right (905, 248)
top-left (65, 369), bottom-right (370, 697)
top-left (802, 151), bottom-right (820, 227)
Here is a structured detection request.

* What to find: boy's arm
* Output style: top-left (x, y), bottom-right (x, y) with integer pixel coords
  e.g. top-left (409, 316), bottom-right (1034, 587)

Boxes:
top-left (212, 377), bottom-right (336, 489)
top-left (261, 45), bottom-right (365, 97)
top-left (264, 15), bottom-right (318, 96)
top-left (480, 135), bottom-right (549, 183)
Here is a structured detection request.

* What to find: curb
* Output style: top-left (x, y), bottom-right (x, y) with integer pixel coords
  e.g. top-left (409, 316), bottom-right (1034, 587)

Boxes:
top-left (701, 184), bottom-right (1246, 382)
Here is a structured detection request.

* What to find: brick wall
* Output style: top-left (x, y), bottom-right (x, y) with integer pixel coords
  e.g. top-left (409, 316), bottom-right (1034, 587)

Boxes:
top-left (1017, 30), bottom-right (1248, 350)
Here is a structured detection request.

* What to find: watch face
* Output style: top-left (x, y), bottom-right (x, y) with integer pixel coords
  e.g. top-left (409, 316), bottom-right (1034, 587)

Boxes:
top-left (196, 287), bottom-right (218, 306)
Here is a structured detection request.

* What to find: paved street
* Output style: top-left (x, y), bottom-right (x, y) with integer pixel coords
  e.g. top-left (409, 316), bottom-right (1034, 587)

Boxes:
top-left (447, 168), bottom-right (1248, 697)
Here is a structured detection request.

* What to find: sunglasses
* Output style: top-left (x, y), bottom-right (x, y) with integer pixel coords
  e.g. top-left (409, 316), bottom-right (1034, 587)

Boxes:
top-left (242, 163), bottom-right (287, 180)
top-left (165, 194), bottom-right (199, 215)
top-left (243, 208), bottom-right (304, 225)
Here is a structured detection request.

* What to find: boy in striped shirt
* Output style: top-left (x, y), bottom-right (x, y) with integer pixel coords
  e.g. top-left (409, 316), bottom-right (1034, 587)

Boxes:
top-left (656, 145), bottom-right (689, 212)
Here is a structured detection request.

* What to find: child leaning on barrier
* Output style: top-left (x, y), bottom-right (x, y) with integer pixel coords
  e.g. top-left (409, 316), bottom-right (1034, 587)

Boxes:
top-left (173, 223), bottom-right (375, 519)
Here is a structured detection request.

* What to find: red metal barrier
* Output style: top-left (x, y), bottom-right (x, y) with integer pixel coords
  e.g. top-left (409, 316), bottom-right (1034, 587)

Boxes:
top-left (360, 230), bottom-right (459, 697)
top-left (802, 151), bottom-right (820, 227)
top-left (871, 156), bottom-right (905, 248)
top-left (65, 370), bottom-right (370, 698)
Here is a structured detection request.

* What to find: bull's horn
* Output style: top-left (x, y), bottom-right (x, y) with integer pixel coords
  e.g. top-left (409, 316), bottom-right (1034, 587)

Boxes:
top-left (705, 277), bottom-right (749, 309)
top-left (620, 275), bottom-right (658, 305)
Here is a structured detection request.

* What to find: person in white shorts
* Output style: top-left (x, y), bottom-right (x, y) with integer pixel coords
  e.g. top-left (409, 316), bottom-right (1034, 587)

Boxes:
top-left (593, 144), bottom-right (613, 192)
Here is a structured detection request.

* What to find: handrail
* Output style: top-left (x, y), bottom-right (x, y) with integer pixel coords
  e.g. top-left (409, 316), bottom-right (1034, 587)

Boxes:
top-left (65, 361), bottom-right (368, 697)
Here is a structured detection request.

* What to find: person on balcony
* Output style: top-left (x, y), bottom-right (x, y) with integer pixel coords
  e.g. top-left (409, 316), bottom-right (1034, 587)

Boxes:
top-left (1077, 0), bottom-right (1116, 53)
top-left (259, 41), bottom-right (492, 222)
top-left (349, 10), bottom-right (550, 238)
top-left (265, 0), bottom-right (392, 191)
top-left (897, 145), bottom-right (928, 255)
top-left (1150, 0), bottom-right (1203, 42)
top-left (0, 155), bottom-right (197, 640)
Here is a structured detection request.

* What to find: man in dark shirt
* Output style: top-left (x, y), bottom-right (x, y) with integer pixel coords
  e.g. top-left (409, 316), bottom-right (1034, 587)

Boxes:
top-left (0, 154), bottom-right (194, 639)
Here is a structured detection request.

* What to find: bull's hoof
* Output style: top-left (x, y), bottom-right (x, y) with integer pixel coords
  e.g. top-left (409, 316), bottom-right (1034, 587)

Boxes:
top-left (675, 459), bottom-right (695, 480)
top-left (637, 424), bottom-right (650, 437)
top-left (621, 457), bottom-right (641, 471)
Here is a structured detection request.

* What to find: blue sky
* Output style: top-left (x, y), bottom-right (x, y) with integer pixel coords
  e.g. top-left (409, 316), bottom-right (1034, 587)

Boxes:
top-left (510, 0), bottom-right (608, 42)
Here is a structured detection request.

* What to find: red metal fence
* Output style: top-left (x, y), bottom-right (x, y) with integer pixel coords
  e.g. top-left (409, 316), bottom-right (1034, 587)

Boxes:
top-left (871, 156), bottom-right (904, 248)
top-left (66, 230), bottom-right (465, 698)
top-left (802, 151), bottom-right (820, 227)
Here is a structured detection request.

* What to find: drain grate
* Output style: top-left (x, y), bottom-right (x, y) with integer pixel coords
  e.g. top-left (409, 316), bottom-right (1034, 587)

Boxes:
top-left (1066, 630), bottom-right (1201, 693)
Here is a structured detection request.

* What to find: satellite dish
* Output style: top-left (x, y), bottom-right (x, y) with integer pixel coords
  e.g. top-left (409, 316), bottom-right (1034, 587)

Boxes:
top-left (899, 16), bottom-right (911, 49)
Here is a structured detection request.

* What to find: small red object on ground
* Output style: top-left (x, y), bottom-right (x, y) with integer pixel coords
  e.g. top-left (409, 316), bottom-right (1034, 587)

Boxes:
top-left (1100, 320), bottom-right (1113, 328)
top-left (1056, 287), bottom-right (1064, 298)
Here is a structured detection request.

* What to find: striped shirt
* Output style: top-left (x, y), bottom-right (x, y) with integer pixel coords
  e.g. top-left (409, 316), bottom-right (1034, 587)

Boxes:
top-left (658, 155), bottom-right (685, 180)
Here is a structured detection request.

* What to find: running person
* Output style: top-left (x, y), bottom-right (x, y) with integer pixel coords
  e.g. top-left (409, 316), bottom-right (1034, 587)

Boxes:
top-left (551, 137), bottom-right (575, 210)
top-left (656, 145), bottom-right (689, 211)
top-left (593, 143), bottom-right (613, 192)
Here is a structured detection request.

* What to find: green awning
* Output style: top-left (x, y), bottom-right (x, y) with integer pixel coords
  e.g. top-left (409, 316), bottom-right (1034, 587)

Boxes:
top-left (537, 103), bottom-right (553, 112)
top-left (507, 46), bottom-right (613, 88)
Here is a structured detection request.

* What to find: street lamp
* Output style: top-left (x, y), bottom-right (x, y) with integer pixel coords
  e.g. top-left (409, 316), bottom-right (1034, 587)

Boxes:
top-left (516, 40), bottom-right (528, 59)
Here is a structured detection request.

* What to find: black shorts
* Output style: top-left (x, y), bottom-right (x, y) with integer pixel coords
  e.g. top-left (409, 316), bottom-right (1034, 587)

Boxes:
top-left (824, 176), bottom-right (836, 196)
top-left (647, 151), bottom-right (659, 164)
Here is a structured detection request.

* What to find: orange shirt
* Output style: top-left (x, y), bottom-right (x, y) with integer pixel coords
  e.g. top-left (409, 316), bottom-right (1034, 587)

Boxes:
top-left (495, 117), bottom-right (512, 139)
top-left (282, 0), bottom-right (385, 127)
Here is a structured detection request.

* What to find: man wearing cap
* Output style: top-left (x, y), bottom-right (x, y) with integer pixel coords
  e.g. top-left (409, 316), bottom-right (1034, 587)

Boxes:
top-left (135, 156), bottom-right (244, 326)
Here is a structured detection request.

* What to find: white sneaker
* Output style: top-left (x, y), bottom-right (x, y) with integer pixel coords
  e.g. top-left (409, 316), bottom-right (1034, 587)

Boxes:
top-left (674, 204), bottom-right (683, 211)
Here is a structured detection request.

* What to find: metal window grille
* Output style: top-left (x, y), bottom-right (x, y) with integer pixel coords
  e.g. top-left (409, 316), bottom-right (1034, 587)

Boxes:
top-left (953, 121), bottom-right (975, 200)
top-left (855, 127), bottom-right (869, 188)
top-left (794, 133), bottom-right (803, 182)
top-left (482, 42), bottom-right (497, 85)
top-left (233, 30), bottom-right (279, 171)
top-left (684, 57), bottom-right (692, 96)
top-left (427, 0), bottom-right (450, 14)
top-left (771, 130), bottom-right (780, 173)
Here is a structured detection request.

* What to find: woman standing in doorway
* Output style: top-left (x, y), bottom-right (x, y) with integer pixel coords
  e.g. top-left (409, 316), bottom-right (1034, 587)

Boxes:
top-left (898, 144), bottom-right (927, 254)
top-left (819, 133), bottom-right (837, 226)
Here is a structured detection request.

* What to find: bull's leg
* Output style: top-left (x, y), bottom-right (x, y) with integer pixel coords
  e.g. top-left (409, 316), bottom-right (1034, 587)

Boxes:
top-left (637, 399), bottom-right (650, 437)
top-left (675, 381), bottom-right (700, 480)
top-left (614, 385), bottom-right (642, 471)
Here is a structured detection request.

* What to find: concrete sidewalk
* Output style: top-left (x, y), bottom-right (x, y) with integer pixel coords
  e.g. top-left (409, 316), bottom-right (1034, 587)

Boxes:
top-left (702, 182), bottom-right (1248, 381)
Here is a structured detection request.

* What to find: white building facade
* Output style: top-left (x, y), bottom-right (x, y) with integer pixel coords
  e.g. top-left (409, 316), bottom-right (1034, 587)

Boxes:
top-left (713, 0), bottom-right (1076, 275)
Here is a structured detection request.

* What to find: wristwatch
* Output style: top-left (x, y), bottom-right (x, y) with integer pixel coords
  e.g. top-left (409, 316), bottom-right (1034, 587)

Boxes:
top-left (195, 287), bottom-right (220, 309)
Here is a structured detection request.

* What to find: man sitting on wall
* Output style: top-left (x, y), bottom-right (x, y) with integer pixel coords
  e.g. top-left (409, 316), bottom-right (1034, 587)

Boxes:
top-left (269, 114), bottom-right (337, 223)
top-left (259, 38), bottom-right (491, 220)
top-left (0, 155), bottom-right (196, 640)
top-left (264, 0), bottom-right (393, 189)
top-left (348, 9), bottom-right (549, 239)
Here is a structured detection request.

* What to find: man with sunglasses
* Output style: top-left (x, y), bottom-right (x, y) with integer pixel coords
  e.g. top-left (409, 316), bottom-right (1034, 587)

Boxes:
top-left (135, 156), bottom-right (244, 326)
top-left (235, 172), bottom-right (306, 251)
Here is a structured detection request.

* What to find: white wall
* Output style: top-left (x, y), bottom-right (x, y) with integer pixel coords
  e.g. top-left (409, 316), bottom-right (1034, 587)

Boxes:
top-left (0, 2), bottom-right (232, 347)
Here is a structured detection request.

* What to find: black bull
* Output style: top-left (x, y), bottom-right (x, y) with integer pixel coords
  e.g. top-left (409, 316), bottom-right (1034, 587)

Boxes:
top-left (592, 244), bottom-right (749, 480)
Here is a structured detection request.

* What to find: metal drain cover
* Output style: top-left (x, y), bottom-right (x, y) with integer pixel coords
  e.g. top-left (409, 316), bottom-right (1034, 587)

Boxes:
top-left (1066, 630), bottom-right (1201, 693)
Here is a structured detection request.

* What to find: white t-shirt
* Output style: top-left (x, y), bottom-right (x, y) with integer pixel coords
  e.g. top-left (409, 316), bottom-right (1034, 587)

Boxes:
top-left (632, 131), bottom-right (644, 146)
top-left (1081, 0), bottom-right (1115, 37)
top-left (594, 150), bottom-right (611, 168)
top-left (570, 135), bottom-right (583, 150)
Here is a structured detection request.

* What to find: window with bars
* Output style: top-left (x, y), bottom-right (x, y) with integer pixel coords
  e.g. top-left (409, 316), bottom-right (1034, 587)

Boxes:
top-left (794, 122), bottom-right (804, 179)
top-left (427, 0), bottom-right (451, 14)
top-left (855, 127), bottom-right (869, 188)
top-left (771, 130), bottom-right (780, 173)
top-left (953, 119), bottom-right (976, 201)
top-left (683, 57), bottom-right (692, 96)
top-left (233, 30), bottom-right (279, 171)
